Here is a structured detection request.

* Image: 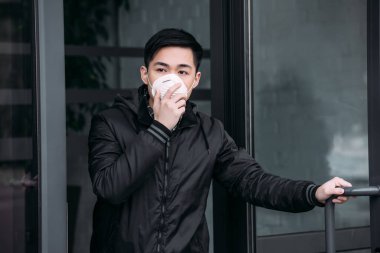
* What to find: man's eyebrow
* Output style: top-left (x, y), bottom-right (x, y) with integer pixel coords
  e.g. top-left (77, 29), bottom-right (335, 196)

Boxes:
top-left (153, 62), bottom-right (169, 67)
top-left (153, 62), bottom-right (193, 69)
top-left (177, 64), bottom-right (192, 69)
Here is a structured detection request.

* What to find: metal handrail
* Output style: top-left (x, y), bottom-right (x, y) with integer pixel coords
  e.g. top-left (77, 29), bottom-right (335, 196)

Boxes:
top-left (325, 186), bottom-right (380, 253)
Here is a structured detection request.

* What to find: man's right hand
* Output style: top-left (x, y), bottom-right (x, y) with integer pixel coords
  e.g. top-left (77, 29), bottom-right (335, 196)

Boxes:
top-left (153, 83), bottom-right (187, 130)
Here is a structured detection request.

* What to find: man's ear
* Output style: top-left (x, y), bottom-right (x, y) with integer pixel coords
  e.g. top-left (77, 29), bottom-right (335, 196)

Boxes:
top-left (140, 66), bottom-right (149, 85)
top-left (192, 72), bottom-right (202, 89)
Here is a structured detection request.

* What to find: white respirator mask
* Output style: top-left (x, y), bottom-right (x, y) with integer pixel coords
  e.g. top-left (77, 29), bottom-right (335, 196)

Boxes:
top-left (148, 74), bottom-right (194, 99)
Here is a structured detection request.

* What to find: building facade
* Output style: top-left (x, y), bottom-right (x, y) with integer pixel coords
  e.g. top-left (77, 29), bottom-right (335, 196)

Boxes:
top-left (1, 0), bottom-right (380, 252)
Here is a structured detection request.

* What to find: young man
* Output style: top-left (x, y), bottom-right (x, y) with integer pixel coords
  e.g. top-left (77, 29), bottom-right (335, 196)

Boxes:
top-left (88, 28), bottom-right (351, 253)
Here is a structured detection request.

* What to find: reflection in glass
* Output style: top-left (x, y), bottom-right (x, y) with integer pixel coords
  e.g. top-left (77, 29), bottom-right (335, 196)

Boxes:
top-left (64, 0), bottom-right (210, 48)
top-left (0, 1), bottom-right (38, 253)
top-left (252, 0), bottom-right (368, 236)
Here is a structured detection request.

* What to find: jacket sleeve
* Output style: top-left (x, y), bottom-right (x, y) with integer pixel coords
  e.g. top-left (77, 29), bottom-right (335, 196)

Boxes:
top-left (88, 114), bottom-right (171, 204)
top-left (213, 123), bottom-right (320, 213)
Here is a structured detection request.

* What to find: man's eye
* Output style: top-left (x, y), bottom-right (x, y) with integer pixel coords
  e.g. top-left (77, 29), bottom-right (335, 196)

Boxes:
top-left (157, 68), bottom-right (166, 72)
top-left (178, 70), bottom-right (189, 75)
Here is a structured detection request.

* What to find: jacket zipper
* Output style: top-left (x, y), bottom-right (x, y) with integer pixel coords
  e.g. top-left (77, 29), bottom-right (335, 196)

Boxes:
top-left (157, 140), bottom-right (170, 252)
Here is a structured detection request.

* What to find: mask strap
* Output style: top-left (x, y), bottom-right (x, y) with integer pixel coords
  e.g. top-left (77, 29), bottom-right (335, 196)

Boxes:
top-left (146, 72), bottom-right (153, 90)
top-left (190, 80), bottom-right (196, 90)
top-left (185, 80), bottom-right (196, 97)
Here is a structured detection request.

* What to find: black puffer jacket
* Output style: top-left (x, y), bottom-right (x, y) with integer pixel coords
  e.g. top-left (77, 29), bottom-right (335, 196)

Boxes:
top-left (88, 85), bottom-right (320, 253)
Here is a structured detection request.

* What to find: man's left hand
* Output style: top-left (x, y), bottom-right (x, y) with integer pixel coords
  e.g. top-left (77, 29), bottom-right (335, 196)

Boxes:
top-left (315, 177), bottom-right (352, 204)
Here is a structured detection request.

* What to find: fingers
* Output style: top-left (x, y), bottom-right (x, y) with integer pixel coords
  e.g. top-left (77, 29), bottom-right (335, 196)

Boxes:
top-left (325, 176), bottom-right (353, 196)
top-left (330, 177), bottom-right (352, 196)
top-left (334, 177), bottom-right (352, 188)
top-left (315, 177), bottom-right (353, 204)
top-left (330, 187), bottom-right (345, 196)
top-left (333, 196), bottom-right (349, 204)
top-left (172, 93), bottom-right (188, 103)
top-left (153, 83), bottom-right (187, 130)
top-left (176, 98), bottom-right (186, 109)
top-left (178, 106), bottom-right (186, 116)
top-left (164, 83), bottom-right (182, 100)
top-left (160, 92), bottom-right (186, 109)
top-left (163, 88), bottom-right (187, 112)
top-left (336, 196), bottom-right (348, 202)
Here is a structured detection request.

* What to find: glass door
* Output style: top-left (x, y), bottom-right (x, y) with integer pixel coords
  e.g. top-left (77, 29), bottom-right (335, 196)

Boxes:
top-left (210, 0), bottom-right (380, 251)
top-left (0, 0), bottom-right (39, 252)
top-left (249, 0), bottom-right (378, 252)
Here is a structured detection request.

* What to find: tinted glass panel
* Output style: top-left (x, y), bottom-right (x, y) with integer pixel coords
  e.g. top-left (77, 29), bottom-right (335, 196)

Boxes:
top-left (252, 0), bottom-right (369, 236)
top-left (0, 1), bottom-right (38, 252)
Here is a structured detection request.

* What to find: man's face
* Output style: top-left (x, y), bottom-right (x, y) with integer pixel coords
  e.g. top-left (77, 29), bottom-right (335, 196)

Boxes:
top-left (140, 46), bottom-right (201, 100)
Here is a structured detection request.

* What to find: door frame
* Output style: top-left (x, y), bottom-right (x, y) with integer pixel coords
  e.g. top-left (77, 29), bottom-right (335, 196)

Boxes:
top-left (36, 0), bottom-right (67, 252)
top-left (210, 0), bottom-right (255, 252)
top-left (368, 0), bottom-right (380, 251)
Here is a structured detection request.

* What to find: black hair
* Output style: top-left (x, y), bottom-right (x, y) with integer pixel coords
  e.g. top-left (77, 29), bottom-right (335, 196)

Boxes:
top-left (144, 28), bottom-right (203, 71)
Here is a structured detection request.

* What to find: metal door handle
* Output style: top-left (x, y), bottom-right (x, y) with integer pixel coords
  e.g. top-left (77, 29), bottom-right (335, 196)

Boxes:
top-left (325, 186), bottom-right (380, 253)
top-left (342, 186), bottom-right (380, 196)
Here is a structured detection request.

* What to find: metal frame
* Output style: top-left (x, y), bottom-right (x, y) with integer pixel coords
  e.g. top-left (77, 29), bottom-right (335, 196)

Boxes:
top-left (257, 227), bottom-right (370, 253)
top-left (368, 0), bottom-right (380, 251)
top-left (211, 0), bottom-right (253, 252)
top-left (37, 0), bottom-right (67, 252)
top-left (0, 43), bottom-right (210, 58)
top-left (0, 88), bottom-right (210, 105)
top-left (65, 45), bottom-right (211, 58)
top-left (210, 0), bottom-right (228, 252)
top-left (244, 0), bottom-right (255, 252)
top-left (30, 0), bottom-right (40, 252)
